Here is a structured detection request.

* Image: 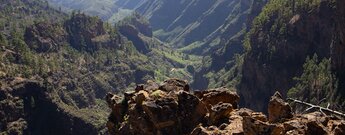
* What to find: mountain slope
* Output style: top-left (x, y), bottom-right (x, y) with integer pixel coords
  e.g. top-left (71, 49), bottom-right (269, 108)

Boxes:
top-left (136, 0), bottom-right (252, 51)
top-left (238, 0), bottom-right (345, 112)
top-left (0, 0), bottom-right (198, 134)
top-left (191, 0), bottom-right (268, 90)
top-left (46, 0), bottom-right (253, 54)
top-left (46, 0), bottom-right (118, 20)
top-left (0, 0), bottom-right (66, 34)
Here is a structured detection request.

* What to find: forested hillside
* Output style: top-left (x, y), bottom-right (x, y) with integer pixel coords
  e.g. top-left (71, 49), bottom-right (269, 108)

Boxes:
top-left (239, 0), bottom-right (345, 112)
top-left (2, 0), bottom-right (345, 134)
top-left (0, 0), bottom-right (198, 134)
top-left (28, 0), bottom-right (345, 116)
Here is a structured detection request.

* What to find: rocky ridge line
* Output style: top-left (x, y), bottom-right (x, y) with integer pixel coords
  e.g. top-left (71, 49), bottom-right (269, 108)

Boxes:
top-left (106, 78), bottom-right (345, 135)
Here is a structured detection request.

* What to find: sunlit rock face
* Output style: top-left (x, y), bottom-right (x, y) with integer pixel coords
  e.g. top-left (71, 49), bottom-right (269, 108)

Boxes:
top-left (106, 79), bottom-right (345, 135)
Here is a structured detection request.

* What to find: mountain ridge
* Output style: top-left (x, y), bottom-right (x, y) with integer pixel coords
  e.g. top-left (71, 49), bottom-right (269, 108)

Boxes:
top-left (2, 0), bottom-right (345, 134)
top-left (0, 0), bottom-right (198, 134)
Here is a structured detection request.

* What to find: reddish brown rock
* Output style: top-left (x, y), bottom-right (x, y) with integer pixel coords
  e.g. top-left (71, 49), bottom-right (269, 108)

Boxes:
top-left (327, 120), bottom-right (345, 135)
top-left (243, 116), bottom-right (274, 135)
top-left (225, 114), bottom-right (244, 134)
top-left (197, 87), bottom-right (239, 110)
top-left (135, 80), bottom-right (159, 92)
top-left (190, 125), bottom-right (214, 135)
top-left (105, 93), bottom-right (127, 134)
top-left (177, 91), bottom-right (208, 134)
top-left (274, 112), bottom-right (339, 135)
top-left (106, 79), bottom-right (345, 135)
top-left (306, 121), bottom-right (327, 135)
top-left (134, 90), bottom-right (149, 105)
top-left (209, 102), bottom-right (233, 125)
top-left (236, 108), bottom-right (268, 122)
top-left (268, 91), bottom-right (293, 123)
top-left (135, 84), bottom-right (144, 92)
top-left (144, 80), bottom-right (160, 91)
top-left (190, 125), bottom-right (232, 135)
top-left (141, 97), bottom-right (179, 134)
top-left (159, 78), bottom-right (189, 92)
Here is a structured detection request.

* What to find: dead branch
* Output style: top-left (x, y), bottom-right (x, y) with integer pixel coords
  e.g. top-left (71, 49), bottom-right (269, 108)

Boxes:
top-left (287, 98), bottom-right (345, 118)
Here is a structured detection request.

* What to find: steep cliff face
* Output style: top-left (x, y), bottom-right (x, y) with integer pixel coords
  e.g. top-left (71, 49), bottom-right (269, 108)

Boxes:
top-left (65, 13), bottom-right (118, 52)
top-left (24, 22), bottom-right (67, 53)
top-left (118, 13), bottom-right (153, 54)
top-left (0, 78), bottom-right (101, 135)
top-left (192, 0), bottom-right (267, 90)
top-left (239, 0), bottom-right (345, 112)
top-left (332, 0), bottom-right (345, 101)
top-left (122, 13), bottom-right (152, 38)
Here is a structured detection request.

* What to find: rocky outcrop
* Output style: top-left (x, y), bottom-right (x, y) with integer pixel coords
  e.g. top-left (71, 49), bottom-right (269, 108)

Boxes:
top-left (24, 22), bottom-right (67, 53)
top-left (106, 79), bottom-right (208, 135)
top-left (268, 92), bottom-right (293, 123)
top-left (106, 79), bottom-right (345, 135)
top-left (158, 78), bottom-right (189, 92)
top-left (194, 88), bottom-right (239, 111)
top-left (125, 13), bottom-right (152, 37)
top-left (64, 13), bottom-right (121, 52)
top-left (118, 13), bottom-right (153, 54)
top-left (118, 24), bottom-right (149, 54)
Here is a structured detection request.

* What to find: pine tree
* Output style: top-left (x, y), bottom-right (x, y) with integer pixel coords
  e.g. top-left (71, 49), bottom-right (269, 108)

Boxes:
top-left (288, 54), bottom-right (337, 108)
top-left (0, 33), bottom-right (7, 46)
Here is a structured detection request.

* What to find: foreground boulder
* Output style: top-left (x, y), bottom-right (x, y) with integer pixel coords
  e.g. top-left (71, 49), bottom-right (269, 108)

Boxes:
top-left (268, 91), bottom-right (293, 123)
top-left (195, 87), bottom-right (239, 110)
top-left (106, 79), bottom-right (345, 135)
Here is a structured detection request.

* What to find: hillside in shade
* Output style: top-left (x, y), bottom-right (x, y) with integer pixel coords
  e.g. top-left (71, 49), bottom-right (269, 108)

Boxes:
top-left (1, 0), bottom-right (345, 134)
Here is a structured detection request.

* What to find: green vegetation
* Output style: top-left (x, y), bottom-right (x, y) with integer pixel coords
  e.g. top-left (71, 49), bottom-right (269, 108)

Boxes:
top-left (239, 0), bottom-right (345, 112)
top-left (0, 1), bottom-right (202, 134)
top-left (244, 0), bottom-right (324, 54)
top-left (0, 0), bottom-right (65, 33)
top-left (178, 41), bottom-right (204, 53)
top-left (288, 54), bottom-right (341, 109)
top-left (149, 45), bottom-right (201, 82)
top-left (65, 12), bottom-right (105, 52)
top-left (201, 53), bottom-right (244, 89)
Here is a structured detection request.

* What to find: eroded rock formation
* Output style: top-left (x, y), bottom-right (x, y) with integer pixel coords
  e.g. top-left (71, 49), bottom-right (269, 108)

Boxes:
top-left (106, 79), bottom-right (345, 135)
top-left (0, 78), bottom-right (100, 135)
